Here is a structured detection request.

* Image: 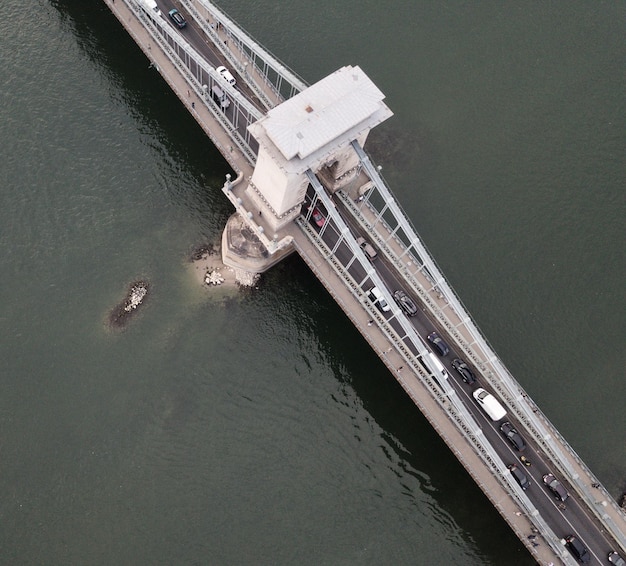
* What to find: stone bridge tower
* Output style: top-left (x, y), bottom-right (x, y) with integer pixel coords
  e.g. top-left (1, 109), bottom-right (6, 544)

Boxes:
top-left (222, 65), bottom-right (392, 272)
top-left (246, 65), bottom-right (392, 231)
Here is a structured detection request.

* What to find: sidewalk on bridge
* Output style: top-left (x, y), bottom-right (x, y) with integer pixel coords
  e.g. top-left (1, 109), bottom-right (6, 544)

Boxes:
top-left (105, 3), bottom-right (626, 559)
top-left (104, 0), bottom-right (252, 178)
top-left (283, 222), bottom-right (562, 565)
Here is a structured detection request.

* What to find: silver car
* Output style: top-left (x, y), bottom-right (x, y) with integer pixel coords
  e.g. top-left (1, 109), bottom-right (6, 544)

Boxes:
top-left (393, 289), bottom-right (418, 316)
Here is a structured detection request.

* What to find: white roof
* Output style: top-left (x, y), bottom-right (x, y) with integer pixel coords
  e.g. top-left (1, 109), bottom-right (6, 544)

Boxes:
top-left (261, 66), bottom-right (388, 160)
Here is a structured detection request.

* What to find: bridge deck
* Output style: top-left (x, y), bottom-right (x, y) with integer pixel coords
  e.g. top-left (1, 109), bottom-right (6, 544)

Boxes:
top-left (105, 1), bottom-right (626, 563)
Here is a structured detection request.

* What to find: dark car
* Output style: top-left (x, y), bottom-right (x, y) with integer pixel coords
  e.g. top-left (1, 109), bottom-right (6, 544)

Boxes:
top-left (507, 464), bottom-right (530, 490)
top-left (393, 289), bottom-right (418, 316)
top-left (500, 421), bottom-right (526, 451)
top-left (311, 207), bottom-right (325, 227)
top-left (542, 473), bottom-right (569, 502)
top-left (427, 331), bottom-right (449, 356)
top-left (168, 9), bottom-right (187, 28)
top-left (565, 535), bottom-right (590, 563)
top-left (608, 551), bottom-right (626, 566)
top-left (451, 358), bottom-right (476, 384)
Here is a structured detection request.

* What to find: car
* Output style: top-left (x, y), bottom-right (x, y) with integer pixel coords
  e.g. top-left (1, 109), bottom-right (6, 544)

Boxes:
top-left (356, 236), bottom-right (378, 260)
top-left (507, 464), bottom-right (530, 490)
top-left (565, 535), bottom-right (590, 563)
top-left (500, 421), bottom-right (526, 451)
top-left (427, 331), bottom-right (449, 356)
top-left (421, 352), bottom-right (449, 388)
top-left (168, 9), bottom-right (187, 28)
top-left (451, 358), bottom-right (476, 384)
top-left (542, 473), bottom-right (569, 502)
top-left (310, 207), bottom-right (325, 227)
top-left (393, 289), bottom-right (418, 316)
top-left (367, 286), bottom-right (390, 313)
top-left (608, 551), bottom-right (626, 566)
top-left (211, 84), bottom-right (230, 109)
top-left (216, 65), bottom-right (236, 86)
top-left (472, 387), bottom-right (507, 421)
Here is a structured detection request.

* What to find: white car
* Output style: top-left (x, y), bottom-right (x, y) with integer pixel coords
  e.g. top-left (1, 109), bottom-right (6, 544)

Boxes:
top-left (472, 388), bottom-right (507, 421)
top-left (367, 286), bottom-right (390, 313)
top-left (216, 66), bottom-right (236, 86)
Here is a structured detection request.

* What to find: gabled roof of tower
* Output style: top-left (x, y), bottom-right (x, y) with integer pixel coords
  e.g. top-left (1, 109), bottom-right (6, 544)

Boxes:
top-left (259, 65), bottom-right (389, 161)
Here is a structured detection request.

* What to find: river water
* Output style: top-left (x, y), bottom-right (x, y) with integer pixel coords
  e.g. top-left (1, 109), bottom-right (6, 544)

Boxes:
top-left (0, 1), bottom-right (623, 564)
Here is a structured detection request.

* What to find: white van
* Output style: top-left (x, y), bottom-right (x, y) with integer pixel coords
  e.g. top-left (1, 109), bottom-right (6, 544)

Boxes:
top-left (472, 388), bottom-right (507, 421)
top-left (367, 286), bottom-right (390, 312)
top-left (424, 352), bottom-right (448, 387)
top-left (211, 85), bottom-right (230, 109)
top-left (139, 0), bottom-right (161, 17)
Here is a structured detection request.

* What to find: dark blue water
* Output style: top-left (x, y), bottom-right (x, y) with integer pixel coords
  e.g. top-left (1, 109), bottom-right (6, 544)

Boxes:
top-left (0, 1), bottom-right (623, 563)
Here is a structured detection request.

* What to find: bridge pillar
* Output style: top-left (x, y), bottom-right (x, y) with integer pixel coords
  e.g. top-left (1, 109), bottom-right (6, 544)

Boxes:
top-left (221, 65), bottom-right (392, 274)
top-left (246, 65), bottom-right (392, 234)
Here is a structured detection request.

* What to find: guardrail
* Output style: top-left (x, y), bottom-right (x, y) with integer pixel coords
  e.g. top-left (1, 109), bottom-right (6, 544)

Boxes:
top-left (345, 140), bottom-right (626, 550)
top-left (293, 214), bottom-right (576, 565)
top-left (187, 0), bottom-right (308, 104)
top-left (124, 0), bottom-right (261, 164)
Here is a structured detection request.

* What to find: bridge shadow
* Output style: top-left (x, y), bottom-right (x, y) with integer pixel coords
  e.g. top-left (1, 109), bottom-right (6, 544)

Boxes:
top-left (263, 254), bottom-right (533, 565)
top-left (49, 0), bottom-right (237, 238)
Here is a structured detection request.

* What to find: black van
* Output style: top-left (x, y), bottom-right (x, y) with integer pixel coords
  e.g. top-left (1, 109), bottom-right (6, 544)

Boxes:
top-left (565, 535), bottom-right (590, 564)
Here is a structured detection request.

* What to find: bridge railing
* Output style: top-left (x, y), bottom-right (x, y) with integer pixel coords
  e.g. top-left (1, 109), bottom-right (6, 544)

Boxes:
top-left (125, 0), bottom-right (262, 164)
top-left (343, 141), bottom-right (626, 549)
top-left (294, 208), bottom-right (575, 565)
top-left (187, 0), bottom-right (308, 106)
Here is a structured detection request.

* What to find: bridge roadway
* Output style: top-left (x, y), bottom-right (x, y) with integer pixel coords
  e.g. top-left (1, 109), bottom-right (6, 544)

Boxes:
top-left (105, 1), bottom-right (626, 563)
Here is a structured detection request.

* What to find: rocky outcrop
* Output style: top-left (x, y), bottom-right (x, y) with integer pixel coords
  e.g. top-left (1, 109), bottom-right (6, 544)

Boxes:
top-left (109, 280), bottom-right (149, 328)
top-left (205, 269), bottom-right (225, 286)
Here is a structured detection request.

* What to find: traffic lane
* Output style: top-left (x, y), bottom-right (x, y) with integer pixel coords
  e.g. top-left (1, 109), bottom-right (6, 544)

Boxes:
top-left (337, 234), bottom-right (613, 560)
top-left (304, 207), bottom-right (614, 561)
top-left (423, 344), bottom-right (615, 560)
top-left (419, 350), bottom-right (610, 561)
top-left (156, 2), bottom-right (267, 114)
top-left (406, 337), bottom-right (613, 559)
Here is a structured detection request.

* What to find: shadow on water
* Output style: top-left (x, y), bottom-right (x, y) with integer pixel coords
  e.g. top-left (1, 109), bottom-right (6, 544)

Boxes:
top-left (48, 0), bottom-right (235, 238)
top-left (260, 255), bottom-right (533, 564)
top-left (366, 116), bottom-right (439, 183)
top-left (45, 3), bottom-right (534, 562)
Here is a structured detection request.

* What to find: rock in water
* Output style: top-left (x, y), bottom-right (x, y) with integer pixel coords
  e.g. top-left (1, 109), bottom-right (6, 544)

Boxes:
top-left (109, 280), bottom-right (150, 328)
top-left (205, 269), bottom-right (225, 286)
top-left (125, 284), bottom-right (148, 311)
